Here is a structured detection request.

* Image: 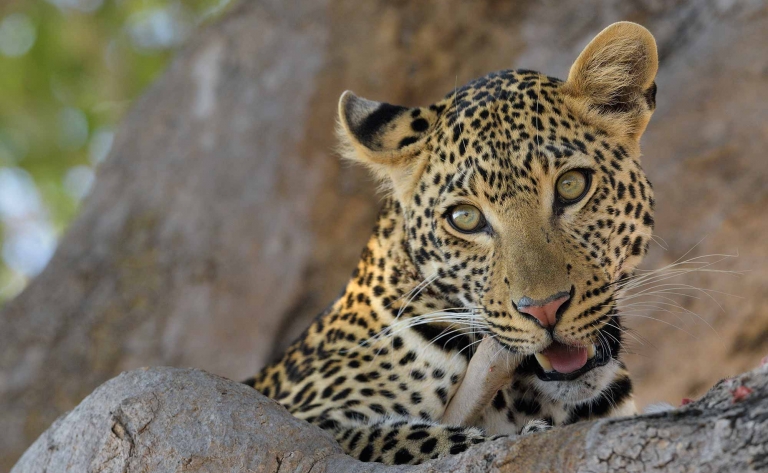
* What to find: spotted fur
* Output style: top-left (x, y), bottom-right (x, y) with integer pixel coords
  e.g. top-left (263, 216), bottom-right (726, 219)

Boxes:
top-left (249, 22), bottom-right (658, 465)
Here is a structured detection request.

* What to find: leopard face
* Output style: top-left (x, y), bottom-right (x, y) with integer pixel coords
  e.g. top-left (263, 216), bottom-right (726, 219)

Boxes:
top-left (339, 23), bottom-right (658, 405)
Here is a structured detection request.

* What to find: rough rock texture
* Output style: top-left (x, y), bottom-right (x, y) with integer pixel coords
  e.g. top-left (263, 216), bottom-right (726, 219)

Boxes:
top-left (12, 364), bottom-right (768, 473)
top-left (2, 0), bottom-right (768, 469)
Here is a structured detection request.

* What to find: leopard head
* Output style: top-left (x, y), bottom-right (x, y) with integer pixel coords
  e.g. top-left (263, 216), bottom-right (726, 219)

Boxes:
top-left (337, 22), bottom-right (658, 404)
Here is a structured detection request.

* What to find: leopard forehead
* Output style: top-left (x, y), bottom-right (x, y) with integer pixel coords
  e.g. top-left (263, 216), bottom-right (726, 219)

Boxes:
top-left (419, 70), bottom-right (653, 234)
top-left (417, 70), bottom-right (632, 208)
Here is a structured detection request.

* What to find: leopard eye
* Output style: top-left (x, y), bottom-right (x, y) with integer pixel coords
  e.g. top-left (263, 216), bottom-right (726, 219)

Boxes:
top-left (448, 204), bottom-right (486, 233)
top-left (556, 169), bottom-right (590, 203)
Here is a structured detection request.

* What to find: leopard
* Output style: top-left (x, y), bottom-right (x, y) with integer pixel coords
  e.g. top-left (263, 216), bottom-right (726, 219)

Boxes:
top-left (246, 22), bottom-right (659, 465)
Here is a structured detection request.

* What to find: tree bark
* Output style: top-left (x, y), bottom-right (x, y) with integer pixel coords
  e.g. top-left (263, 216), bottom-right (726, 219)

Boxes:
top-left (2, 0), bottom-right (768, 469)
top-left (12, 363), bottom-right (768, 473)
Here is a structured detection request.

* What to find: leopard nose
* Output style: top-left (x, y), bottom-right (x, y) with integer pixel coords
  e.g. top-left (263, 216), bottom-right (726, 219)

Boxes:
top-left (516, 292), bottom-right (571, 328)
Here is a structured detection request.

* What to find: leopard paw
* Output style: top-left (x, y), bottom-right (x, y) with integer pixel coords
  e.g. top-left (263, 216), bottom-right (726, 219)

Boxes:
top-left (520, 419), bottom-right (551, 435)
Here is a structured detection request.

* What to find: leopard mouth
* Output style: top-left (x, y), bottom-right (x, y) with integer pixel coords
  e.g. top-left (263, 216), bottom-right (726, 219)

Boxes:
top-left (522, 341), bottom-right (612, 382)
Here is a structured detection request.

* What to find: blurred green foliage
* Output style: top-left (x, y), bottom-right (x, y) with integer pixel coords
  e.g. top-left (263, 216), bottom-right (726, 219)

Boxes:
top-left (0, 0), bottom-right (231, 302)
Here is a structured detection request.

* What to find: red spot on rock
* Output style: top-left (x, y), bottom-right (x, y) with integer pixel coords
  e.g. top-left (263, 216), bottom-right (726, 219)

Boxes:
top-left (680, 398), bottom-right (693, 406)
top-left (761, 356), bottom-right (768, 367)
top-left (731, 385), bottom-right (753, 403)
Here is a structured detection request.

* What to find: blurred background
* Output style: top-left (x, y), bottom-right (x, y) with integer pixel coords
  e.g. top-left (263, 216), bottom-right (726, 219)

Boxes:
top-left (1, 0), bottom-right (767, 470)
top-left (0, 0), bottom-right (231, 302)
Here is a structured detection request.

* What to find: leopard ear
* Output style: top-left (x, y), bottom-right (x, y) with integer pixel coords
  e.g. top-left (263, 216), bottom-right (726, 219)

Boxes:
top-left (337, 91), bottom-right (436, 196)
top-left (564, 22), bottom-right (658, 140)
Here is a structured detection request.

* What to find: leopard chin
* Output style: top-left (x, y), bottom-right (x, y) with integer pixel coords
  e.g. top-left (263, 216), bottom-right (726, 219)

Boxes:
top-left (513, 331), bottom-right (622, 404)
top-left (529, 358), bottom-right (621, 405)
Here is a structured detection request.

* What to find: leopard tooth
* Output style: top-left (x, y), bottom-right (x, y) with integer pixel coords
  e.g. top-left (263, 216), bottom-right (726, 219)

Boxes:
top-left (587, 344), bottom-right (596, 360)
top-left (534, 353), bottom-right (553, 372)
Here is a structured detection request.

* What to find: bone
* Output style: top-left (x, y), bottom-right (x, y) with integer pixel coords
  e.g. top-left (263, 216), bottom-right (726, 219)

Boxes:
top-left (441, 337), bottom-right (522, 426)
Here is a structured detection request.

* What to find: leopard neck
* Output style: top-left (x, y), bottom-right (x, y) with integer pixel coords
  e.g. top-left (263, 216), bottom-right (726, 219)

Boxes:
top-left (324, 198), bottom-right (468, 354)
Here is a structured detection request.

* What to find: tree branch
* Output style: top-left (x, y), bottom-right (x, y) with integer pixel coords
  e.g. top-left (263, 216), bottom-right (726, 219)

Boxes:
top-left (12, 362), bottom-right (768, 472)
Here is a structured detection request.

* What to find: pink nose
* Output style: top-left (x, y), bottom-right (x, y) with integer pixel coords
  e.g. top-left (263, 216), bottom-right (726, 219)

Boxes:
top-left (516, 293), bottom-right (570, 328)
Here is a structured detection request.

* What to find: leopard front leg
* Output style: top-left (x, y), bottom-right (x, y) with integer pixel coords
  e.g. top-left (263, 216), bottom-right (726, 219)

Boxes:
top-left (317, 414), bottom-right (491, 465)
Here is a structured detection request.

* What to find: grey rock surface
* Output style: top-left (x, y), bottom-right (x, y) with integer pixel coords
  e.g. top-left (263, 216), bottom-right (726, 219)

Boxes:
top-left (13, 364), bottom-right (768, 472)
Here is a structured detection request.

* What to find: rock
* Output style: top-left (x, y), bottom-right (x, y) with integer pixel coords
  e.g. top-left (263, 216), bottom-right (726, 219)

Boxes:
top-left (12, 364), bottom-right (768, 472)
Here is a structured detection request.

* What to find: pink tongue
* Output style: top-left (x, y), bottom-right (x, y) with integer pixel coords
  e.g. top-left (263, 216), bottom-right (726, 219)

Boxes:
top-left (543, 342), bottom-right (588, 373)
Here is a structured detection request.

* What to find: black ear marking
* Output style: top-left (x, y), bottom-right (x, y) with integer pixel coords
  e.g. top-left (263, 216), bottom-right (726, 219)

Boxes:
top-left (411, 118), bottom-right (429, 132)
top-left (343, 95), bottom-right (408, 151)
top-left (643, 81), bottom-right (657, 110)
top-left (339, 91), bottom-right (440, 160)
top-left (398, 136), bottom-right (419, 148)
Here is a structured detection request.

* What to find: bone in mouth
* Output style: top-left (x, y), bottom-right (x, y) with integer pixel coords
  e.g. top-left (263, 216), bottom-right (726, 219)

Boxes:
top-left (441, 336), bottom-right (522, 426)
